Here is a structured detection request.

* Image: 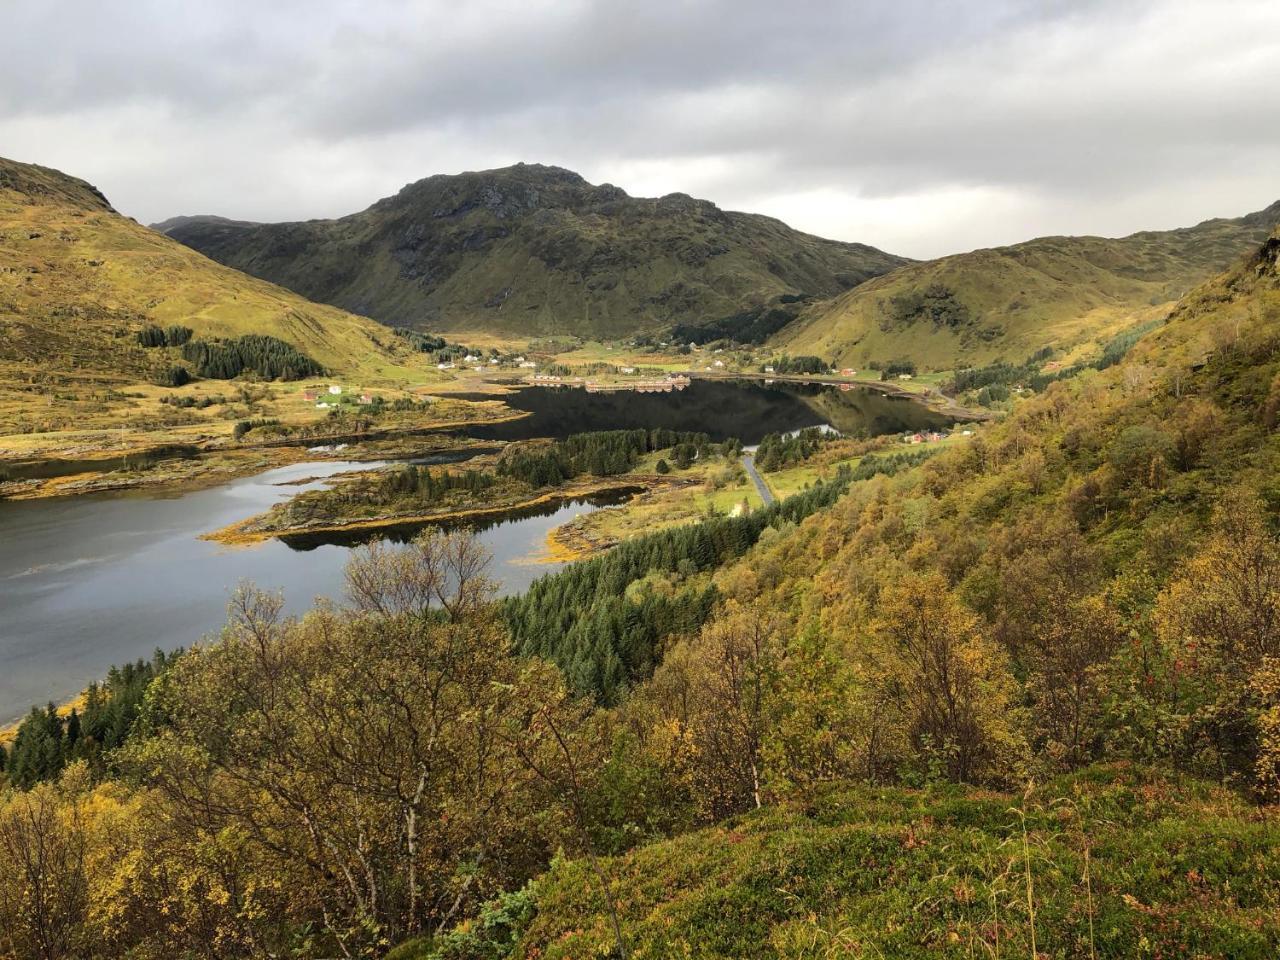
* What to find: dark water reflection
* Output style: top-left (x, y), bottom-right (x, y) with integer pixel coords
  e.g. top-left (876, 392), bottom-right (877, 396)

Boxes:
top-left (467, 379), bottom-right (950, 444)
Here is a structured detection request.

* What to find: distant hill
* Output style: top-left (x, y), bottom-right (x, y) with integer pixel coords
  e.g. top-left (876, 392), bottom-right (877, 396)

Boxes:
top-left (0, 156), bottom-right (423, 436)
top-left (154, 163), bottom-right (909, 340)
top-left (148, 213), bottom-right (262, 234)
top-left (775, 199), bottom-right (1280, 371)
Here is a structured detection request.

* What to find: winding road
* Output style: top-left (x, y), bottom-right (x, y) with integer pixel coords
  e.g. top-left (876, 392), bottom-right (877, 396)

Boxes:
top-left (741, 452), bottom-right (776, 506)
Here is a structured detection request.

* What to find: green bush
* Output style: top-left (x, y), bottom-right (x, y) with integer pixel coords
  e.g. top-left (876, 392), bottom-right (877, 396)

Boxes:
top-left (510, 767), bottom-right (1280, 959)
top-left (386, 884), bottom-right (538, 960)
top-left (155, 364), bottom-right (191, 387)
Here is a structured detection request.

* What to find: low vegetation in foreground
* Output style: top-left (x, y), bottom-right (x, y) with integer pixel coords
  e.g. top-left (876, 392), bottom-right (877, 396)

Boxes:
top-left (397, 765), bottom-right (1280, 959)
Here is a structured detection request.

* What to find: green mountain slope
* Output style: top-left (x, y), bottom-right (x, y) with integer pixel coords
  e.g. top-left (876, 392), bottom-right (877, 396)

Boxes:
top-left (155, 163), bottom-right (909, 340)
top-left (0, 156), bottom-right (430, 439)
top-left (775, 199), bottom-right (1280, 371)
top-left (402, 229), bottom-right (1280, 958)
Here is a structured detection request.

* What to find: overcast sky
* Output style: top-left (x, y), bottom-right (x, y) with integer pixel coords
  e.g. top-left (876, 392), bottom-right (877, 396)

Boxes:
top-left (1, 0), bottom-right (1277, 259)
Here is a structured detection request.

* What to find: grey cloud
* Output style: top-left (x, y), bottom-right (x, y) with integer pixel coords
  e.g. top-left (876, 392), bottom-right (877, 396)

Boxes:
top-left (0, 0), bottom-right (1275, 259)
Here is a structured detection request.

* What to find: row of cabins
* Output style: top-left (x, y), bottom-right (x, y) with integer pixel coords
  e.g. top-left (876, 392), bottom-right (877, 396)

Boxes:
top-left (903, 428), bottom-right (973, 445)
top-left (761, 366), bottom-right (866, 378)
top-left (438, 355), bottom-right (538, 371)
top-left (584, 375), bottom-right (691, 394)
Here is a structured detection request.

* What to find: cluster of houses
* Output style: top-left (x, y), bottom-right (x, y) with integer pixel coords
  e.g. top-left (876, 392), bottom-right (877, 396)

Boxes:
top-left (902, 428), bottom-right (973, 445)
top-left (584, 374), bottom-right (691, 394)
top-left (904, 430), bottom-right (948, 444)
top-left (438, 354), bottom-right (538, 372)
top-left (300, 385), bottom-right (373, 409)
top-left (760, 365), bottom-right (864, 378)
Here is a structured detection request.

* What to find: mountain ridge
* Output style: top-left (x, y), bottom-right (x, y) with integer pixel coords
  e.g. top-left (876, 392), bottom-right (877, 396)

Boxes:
top-left (155, 163), bottom-right (911, 340)
top-left (774, 197), bottom-right (1280, 371)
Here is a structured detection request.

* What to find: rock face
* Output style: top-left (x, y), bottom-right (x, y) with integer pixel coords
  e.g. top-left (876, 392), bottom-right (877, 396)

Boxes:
top-left (155, 163), bottom-right (909, 340)
top-left (0, 158), bottom-right (114, 212)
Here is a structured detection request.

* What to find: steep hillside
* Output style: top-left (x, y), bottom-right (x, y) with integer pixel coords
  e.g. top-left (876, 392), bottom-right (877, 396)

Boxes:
top-left (0, 156), bottom-right (431, 443)
top-left (406, 228), bottom-right (1280, 957)
top-left (156, 163), bottom-right (909, 340)
top-left (776, 199), bottom-right (1280, 371)
top-left (467, 768), bottom-right (1280, 959)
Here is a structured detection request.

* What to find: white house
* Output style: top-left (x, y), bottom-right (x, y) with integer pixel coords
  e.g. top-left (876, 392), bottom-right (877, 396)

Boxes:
top-left (328, 385), bottom-right (342, 395)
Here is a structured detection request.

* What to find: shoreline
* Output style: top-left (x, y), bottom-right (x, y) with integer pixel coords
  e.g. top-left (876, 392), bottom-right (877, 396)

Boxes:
top-left (200, 477), bottom-right (657, 547)
top-left (1, 374), bottom-right (980, 504)
top-left (0, 409), bottom-right (530, 503)
top-left (0, 693), bottom-right (87, 747)
top-left (681, 369), bottom-right (990, 421)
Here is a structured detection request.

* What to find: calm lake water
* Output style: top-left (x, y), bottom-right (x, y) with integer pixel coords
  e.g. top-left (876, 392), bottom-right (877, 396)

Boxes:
top-left (468, 378), bottom-right (950, 443)
top-left (0, 380), bottom-right (950, 722)
top-left (0, 461), bottom-right (623, 722)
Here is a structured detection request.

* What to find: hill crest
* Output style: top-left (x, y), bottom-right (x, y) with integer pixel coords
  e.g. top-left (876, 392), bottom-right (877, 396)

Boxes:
top-left (155, 163), bottom-right (911, 340)
top-left (774, 197), bottom-right (1280, 371)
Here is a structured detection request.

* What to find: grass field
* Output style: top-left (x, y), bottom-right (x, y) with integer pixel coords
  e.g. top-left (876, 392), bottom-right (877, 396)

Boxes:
top-left (776, 202), bottom-right (1280, 373)
top-left (0, 158), bottom-right (478, 479)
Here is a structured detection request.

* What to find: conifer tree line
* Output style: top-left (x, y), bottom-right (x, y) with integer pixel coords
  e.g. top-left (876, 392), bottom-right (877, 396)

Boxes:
top-left (394, 329), bottom-right (448, 352)
top-left (497, 429), bottom-right (739, 487)
top-left (761, 354), bottom-right (828, 374)
top-left (1, 651), bottom-right (177, 789)
top-left (944, 320), bottom-right (1161, 400)
top-left (181, 334), bottom-right (324, 380)
top-left (504, 470), bottom-right (854, 704)
top-left (393, 328), bottom-right (487, 362)
top-left (754, 426), bottom-right (835, 472)
top-left (382, 463), bottom-right (496, 502)
top-left (135, 324), bottom-right (193, 348)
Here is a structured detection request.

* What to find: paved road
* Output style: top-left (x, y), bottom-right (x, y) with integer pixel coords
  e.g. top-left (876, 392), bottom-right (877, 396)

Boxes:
top-left (741, 452), bottom-right (776, 506)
